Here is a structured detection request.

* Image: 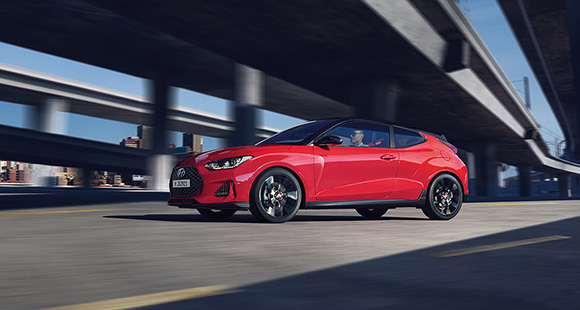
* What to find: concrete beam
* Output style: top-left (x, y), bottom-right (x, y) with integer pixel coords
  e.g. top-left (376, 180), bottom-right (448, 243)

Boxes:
top-left (566, 0), bottom-right (580, 157)
top-left (0, 124), bottom-right (149, 174)
top-left (0, 63), bottom-right (280, 139)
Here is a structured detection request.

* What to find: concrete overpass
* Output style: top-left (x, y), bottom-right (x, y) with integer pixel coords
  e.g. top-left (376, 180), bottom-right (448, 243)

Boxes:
top-left (0, 63), bottom-right (279, 139)
top-left (2, 0), bottom-right (580, 196)
top-left (0, 124), bottom-right (148, 175)
top-left (498, 0), bottom-right (580, 160)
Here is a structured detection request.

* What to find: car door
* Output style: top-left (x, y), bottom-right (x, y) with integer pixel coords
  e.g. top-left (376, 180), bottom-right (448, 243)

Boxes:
top-left (313, 121), bottom-right (399, 201)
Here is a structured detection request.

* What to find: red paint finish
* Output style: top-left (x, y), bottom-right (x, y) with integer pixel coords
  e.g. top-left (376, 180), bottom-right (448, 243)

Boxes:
top-left (169, 120), bottom-right (468, 210)
top-left (313, 146), bottom-right (398, 201)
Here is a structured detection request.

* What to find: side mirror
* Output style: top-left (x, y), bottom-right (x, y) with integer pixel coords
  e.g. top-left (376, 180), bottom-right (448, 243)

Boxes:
top-left (315, 135), bottom-right (342, 146)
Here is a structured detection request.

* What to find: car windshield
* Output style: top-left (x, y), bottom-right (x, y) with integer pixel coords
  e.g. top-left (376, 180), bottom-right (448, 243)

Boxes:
top-left (257, 119), bottom-right (337, 145)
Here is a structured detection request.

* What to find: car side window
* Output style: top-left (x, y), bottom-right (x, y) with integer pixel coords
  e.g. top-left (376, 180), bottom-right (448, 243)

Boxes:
top-left (325, 122), bottom-right (391, 148)
top-left (394, 126), bottom-right (426, 148)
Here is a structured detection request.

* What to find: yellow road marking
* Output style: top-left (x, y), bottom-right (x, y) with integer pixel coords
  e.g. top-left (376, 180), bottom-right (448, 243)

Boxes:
top-left (431, 235), bottom-right (571, 257)
top-left (0, 209), bottom-right (118, 216)
top-left (41, 285), bottom-right (238, 310)
top-left (469, 202), bottom-right (556, 207)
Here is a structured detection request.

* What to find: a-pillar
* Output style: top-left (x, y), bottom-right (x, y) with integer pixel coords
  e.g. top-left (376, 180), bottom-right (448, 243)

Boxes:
top-left (28, 98), bottom-right (69, 186)
top-left (147, 75), bottom-right (175, 191)
top-left (558, 173), bottom-right (571, 197)
top-left (349, 80), bottom-right (400, 122)
top-left (517, 165), bottom-right (532, 197)
top-left (228, 63), bottom-right (264, 147)
top-left (473, 142), bottom-right (499, 197)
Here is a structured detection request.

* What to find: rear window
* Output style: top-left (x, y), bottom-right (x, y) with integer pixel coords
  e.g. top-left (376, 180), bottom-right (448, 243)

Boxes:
top-left (394, 126), bottom-right (426, 148)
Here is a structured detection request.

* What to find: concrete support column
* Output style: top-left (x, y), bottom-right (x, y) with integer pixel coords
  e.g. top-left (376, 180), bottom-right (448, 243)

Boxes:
top-left (558, 173), bottom-right (571, 198)
top-left (228, 63), bottom-right (263, 147)
top-left (457, 149), bottom-right (476, 198)
top-left (473, 142), bottom-right (499, 197)
top-left (28, 97), bottom-right (69, 134)
top-left (28, 98), bottom-right (69, 186)
top-left (147, 76), bottom-right (174, 191)
top-left (83, 168), bottom-right (92, 188)
top-left (517, 165), bottom-right (532, 197)
top-left (150, 77), bottom-right (172, 155)
top-left (349, 80), bottom-right (400, 122)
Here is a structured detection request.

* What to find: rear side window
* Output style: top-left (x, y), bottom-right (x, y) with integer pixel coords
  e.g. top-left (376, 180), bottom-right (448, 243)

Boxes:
top-left (394, 126), bottom-right (426, 148)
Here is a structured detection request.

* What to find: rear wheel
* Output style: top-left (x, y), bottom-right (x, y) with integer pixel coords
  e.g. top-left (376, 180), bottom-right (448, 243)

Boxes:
top-left (197, 209), bottom-right (237, 220)
top-left (250, 168), bottom-right (302, 223)
top-left (355, 207), bottom-right (388, 219)
top-left (422, 173), bottom-right (463, 220)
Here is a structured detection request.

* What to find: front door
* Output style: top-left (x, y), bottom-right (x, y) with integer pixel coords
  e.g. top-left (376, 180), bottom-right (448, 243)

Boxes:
top-left (313, 121), bottom-right (399, 201)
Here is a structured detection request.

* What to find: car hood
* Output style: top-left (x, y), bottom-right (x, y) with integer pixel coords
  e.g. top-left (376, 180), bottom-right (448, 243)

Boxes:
top-left (178, 145), bottom-right (293, 166)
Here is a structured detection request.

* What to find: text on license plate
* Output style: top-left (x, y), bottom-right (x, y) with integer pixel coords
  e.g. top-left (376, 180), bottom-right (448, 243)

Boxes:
top-left (173, 179), bottom-right (190, 188)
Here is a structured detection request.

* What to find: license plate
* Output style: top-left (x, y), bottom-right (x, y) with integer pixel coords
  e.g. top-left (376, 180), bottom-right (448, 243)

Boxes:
top-left (173, 179), bottom-right (190, 188)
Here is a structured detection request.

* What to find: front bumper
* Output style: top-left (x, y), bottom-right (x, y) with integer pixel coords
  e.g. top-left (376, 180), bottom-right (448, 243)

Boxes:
top-left (168, 197), bottom-right (250, 210)
top-left (169, 162), bottom-right (253, 204)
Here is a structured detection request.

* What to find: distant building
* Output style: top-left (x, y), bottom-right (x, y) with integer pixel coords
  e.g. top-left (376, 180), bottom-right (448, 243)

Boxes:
top-left (0, 161), bottom-right (31, 183)
top-left (138, 125), bottom-right (153, 150)
top-left (120, 136), bottom-right (143, 149)
top-left (56, 167), bottom-right (80, 186)
top-left (183, 133), bottom-right (203, 153)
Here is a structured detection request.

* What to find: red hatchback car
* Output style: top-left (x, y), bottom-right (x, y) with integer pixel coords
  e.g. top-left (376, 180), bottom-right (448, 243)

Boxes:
top-left (169, 118), bottom-right (468, 223)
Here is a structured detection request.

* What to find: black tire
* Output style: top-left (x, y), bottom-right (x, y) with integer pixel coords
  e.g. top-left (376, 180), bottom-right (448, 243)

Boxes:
top-left (197, 208), bottom-right (237, 220)
top-left (422, 173), bottom-right (463, 220)
top-left (355, 207), bottom-right (388, 219)
top-left (249, 168), bottom-right (303, 223)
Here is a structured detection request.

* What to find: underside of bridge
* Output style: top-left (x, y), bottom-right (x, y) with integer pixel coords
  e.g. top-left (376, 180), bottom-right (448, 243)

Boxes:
top-left (0, 0), bottom-right (546, 165)
top-left (499, 0), bottom-right (580, 160)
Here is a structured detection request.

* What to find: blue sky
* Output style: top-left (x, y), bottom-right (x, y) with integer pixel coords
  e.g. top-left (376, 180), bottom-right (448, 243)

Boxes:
top-left (0, 1), bottom-right (565, 157)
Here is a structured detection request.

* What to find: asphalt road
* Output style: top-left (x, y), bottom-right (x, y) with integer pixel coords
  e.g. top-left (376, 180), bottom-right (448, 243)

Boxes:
top-left (1, 196), bottom-right (579, 309)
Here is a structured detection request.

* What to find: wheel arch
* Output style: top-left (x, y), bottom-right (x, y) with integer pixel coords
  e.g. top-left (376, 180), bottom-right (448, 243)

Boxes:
top-left (249, 166), bottom-right (307, 208)
top-left (426, 170), bottom-right (465, 197)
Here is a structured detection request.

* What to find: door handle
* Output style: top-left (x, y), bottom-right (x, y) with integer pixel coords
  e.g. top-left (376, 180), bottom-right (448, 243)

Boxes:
top-left (381, 154), bottom-right (396, 160)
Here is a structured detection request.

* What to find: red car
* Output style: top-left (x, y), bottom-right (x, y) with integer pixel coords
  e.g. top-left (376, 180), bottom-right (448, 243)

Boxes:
top-left (168, 118), bottom-right (468, 223)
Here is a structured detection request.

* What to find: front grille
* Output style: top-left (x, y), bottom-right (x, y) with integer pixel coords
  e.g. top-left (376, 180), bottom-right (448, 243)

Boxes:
top-left (170, 166), bottom-right (204, 197)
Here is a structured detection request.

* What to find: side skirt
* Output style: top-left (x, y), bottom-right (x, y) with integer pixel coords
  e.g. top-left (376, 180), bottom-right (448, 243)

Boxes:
top-left (304, 190), bottom-right (427, 210)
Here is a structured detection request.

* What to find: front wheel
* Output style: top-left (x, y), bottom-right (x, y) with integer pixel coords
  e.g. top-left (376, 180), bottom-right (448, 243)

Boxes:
top-left (197, 209), bottom-right (237, 220)
top-left (355, 207), bottom-right (388, 219)
top-left (422, 174), bottom-right (463, 220)
top-left (249, 168), bottom-right (302, 223)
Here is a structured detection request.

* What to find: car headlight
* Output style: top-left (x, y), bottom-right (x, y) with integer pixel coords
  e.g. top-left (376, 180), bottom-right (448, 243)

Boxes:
top-left (204, 155), bottom-right (254, 171)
